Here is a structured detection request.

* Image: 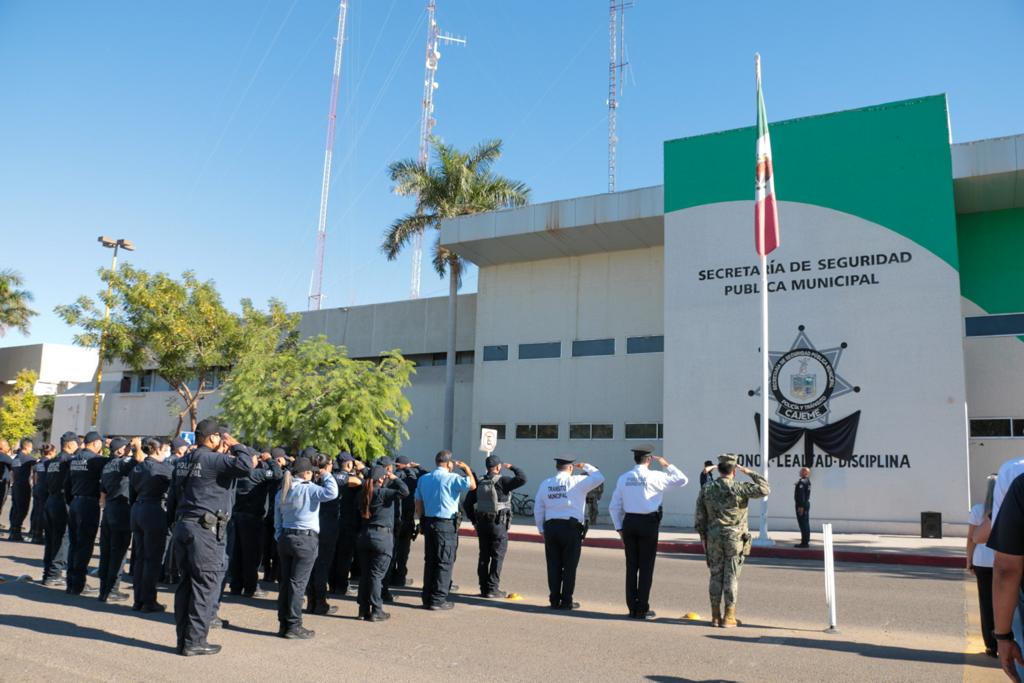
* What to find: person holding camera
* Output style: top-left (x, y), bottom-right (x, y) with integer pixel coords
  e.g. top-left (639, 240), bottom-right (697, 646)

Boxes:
top-left (169, 420), bottom-right (255, 657)
top-left (274, 454), bottom-right (338, 640)
top-left (356, 464), bottom-right (408, 621)
top-left (415, 450), bottom-right (476, 610)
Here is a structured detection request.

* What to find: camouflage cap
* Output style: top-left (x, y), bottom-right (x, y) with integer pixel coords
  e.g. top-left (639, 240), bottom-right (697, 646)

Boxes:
top-left (718, 453), bottom-right (738, 466)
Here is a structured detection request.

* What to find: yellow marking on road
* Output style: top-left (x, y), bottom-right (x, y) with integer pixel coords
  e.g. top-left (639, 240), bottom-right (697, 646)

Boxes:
top-left (964, 576), bottom-right (1003, 683)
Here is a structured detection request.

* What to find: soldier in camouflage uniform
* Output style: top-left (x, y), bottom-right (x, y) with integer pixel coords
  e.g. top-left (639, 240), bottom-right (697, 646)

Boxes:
top-left (694, 454), bottom-right (770, 628)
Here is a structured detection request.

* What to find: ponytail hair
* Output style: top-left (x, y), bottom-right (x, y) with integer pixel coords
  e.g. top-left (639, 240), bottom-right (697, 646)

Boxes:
top-left (361, 465), bottom-right (387, 520)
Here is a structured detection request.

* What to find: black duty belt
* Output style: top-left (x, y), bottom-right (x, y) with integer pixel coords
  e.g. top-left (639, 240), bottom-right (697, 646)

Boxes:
top-left (624, 511), bottom-right (660, 518)
top-left (423, 516), bottom-right (456, 521)
top-left (281, 528), bottom-right (318, 538)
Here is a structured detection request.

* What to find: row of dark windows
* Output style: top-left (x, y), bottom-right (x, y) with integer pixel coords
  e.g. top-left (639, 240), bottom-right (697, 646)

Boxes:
top-left (120, 369), bottom-right (229, 394)
top-left (480, 422), bottom-right (664, 441)
top-left (969, 418), bottom-right (1024, 438)
top-left (483, 335), bottom-right (663, 362)
top-left (965, 314), bottom-right (1024, 338)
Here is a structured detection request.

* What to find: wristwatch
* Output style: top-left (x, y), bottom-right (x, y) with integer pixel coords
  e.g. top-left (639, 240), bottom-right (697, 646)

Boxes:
top-left (993, 630), bottom-right (1016, 641)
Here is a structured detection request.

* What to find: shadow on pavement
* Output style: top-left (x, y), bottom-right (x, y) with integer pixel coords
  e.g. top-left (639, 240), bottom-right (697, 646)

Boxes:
top-left (707, 633), bottom-right (964, 665)
top-left (0, 553), bottom-right (45, 569)
top-left (646, 676), bottom-right (740, 683)
top-left (0, 613), bottom-right (174, 654)
top-left (1, 580), bottom-right (175, 626)
top-left (655, 553), bottom-right (967, 582)
top-left (455, 594), bottom-right (633, 622)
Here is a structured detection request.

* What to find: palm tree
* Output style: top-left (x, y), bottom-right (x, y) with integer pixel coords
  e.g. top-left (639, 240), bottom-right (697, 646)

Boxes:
top-left (382, 138), bottom-right (529, 450)
top-left (0, 270), bottom-right (37, 337)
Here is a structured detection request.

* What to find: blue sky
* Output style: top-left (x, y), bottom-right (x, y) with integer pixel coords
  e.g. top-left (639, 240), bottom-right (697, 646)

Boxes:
top-left (1, 0), bottom-right (1021, 346)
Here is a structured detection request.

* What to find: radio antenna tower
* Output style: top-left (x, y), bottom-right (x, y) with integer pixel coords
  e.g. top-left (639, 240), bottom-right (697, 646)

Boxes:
top-left (308, 0), bottom-right (349, 311)
top-left (608, 0), bottom-right (632, 193)
top-left (410, 0), bottom-right (465, 299)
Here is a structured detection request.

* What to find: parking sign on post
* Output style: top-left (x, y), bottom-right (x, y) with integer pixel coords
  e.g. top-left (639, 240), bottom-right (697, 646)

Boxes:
top-left (479, 428), bottom-right (497, 454)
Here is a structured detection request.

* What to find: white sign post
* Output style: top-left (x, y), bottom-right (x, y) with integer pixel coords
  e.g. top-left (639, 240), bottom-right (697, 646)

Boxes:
top-left (823, 522), bottom-right (838, 633)
top-left (479, 428), bottom-right (497, 455)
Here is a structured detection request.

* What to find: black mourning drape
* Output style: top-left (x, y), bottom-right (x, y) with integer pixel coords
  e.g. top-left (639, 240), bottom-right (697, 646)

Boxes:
top-left (754, 411), bottom-right (861, 467)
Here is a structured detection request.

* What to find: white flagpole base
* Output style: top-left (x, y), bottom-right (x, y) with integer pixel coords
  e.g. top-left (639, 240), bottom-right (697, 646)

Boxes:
top-left (752, 501), bottom-right (774, 546)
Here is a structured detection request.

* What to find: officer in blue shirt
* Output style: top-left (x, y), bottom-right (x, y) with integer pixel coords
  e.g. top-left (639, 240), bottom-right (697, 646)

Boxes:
top-left (41, 432), bottom-right (77, 586)
top-left (414, 450), bottom-right (476, 610)
top-left (170, 420), bottom-right (255, 657)
top-left (65, 431), bottom-right (108, 596)
top-left (274, 455), bottom-right (338, 639)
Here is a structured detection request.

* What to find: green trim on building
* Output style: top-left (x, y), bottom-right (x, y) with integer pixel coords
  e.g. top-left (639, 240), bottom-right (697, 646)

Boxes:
top-left (664, 95), bottom-right (959, 270)
top-left (958, 207), bottom-right (1024, 316)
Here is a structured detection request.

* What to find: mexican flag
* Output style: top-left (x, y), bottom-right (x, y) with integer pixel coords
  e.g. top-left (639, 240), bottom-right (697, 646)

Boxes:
top-left (755, 55), bottom-right (780, 256)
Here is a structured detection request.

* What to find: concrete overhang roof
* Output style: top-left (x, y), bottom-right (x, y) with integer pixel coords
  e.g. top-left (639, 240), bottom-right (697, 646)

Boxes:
top-left (439, 185), bottom-right (663, 267)
top-left (441, 135), bottom-right (1023, 267)
top-left (951, 134), bottom-right (1024, 214)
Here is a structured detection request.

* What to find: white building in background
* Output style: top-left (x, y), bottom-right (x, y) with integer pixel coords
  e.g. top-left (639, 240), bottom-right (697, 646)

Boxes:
top-left (0, 343), bottom-right (97, 398)
top-left (52, 96), bottom-right (1024, 535)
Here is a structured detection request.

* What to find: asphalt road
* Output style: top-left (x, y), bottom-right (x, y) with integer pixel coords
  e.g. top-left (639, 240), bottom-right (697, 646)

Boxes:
top-left (0, 534), bottom-right (1003, 682)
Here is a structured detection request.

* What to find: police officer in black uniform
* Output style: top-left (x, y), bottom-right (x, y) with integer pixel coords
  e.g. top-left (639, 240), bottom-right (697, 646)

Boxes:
top-left (229, 448), bottom-right (282, 598)
top-left (261, 447), bottom-right (288, 584)
top-left (170, 420), bottom-right (254, 657)
top-left (794, 467), bottom-right (811, 548)
top-left (97, 437), bottom-right (140, 602)
top-left (65, 431), bottom-right (107, 596)
top-left (30, 444), bottom-right (56, 544)
top-left (306, 451), bottom-right (359, 614)
top-left (130, 438), bottom-right (174, 612)
top-left (463, 455), bottom-right (527, 598)
top-left (330, 452), bottom-right (364, 596)
top-left (390, 455), bottom-right (426, 588)
top-left (7, 438), bottom-right (36, 541)
top-left (41, 432), bottom-right (77, 586)
top-left (357, 464), bottom-right (408, 621)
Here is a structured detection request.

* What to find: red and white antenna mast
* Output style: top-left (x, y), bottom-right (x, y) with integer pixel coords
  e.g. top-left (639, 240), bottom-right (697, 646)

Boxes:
top-left (308, 0), bottom-right (349, 311)
top-left (608, 0), bottom-right (632, 193)
top-left (410, 0), bottom-right (465, 299)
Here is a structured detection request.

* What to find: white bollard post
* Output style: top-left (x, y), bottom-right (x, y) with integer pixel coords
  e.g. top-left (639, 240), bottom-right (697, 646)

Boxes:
top-left (823, 522), bottom-right (838, 632)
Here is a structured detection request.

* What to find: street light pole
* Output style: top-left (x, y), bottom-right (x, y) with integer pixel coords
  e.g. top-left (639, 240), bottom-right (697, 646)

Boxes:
top-left (90, 236), bottom-right (134, 428)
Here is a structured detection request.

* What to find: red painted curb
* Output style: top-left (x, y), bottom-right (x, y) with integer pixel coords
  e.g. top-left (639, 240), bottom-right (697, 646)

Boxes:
top-left (458, 528), bottom-right (962, 568)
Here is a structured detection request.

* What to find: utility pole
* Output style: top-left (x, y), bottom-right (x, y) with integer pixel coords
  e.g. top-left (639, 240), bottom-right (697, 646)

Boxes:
top-left (409, 0), bottom-right (465, 299)
top-left (91, 236), bottom-right (134, 429)
top-left (608, 0), bottom-right (632, 193)
top-left (308, 0), bottom-right (349, 311)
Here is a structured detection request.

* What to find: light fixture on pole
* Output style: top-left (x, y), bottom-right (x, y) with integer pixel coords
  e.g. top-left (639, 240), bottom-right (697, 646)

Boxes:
top-left (90, 236), bottom-right (135, 428)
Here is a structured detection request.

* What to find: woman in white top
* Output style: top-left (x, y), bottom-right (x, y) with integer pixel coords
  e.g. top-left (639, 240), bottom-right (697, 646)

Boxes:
top-left (967, 474), bottom-right (998, 658)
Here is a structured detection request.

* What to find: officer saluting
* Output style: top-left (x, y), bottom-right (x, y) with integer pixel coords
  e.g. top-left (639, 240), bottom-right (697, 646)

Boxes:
top-left (608, 444), bottom-right (687, 619)
top-left (65, 431), bottom-right (108, 596)
top-left (170, 420), bottom-right (255, 657)
top-left (533, 457), bottom-right (604, 610)
top-left (694, 454), bottom-right (770, 628)
top-left (463, 455), bottom-right (527, 598)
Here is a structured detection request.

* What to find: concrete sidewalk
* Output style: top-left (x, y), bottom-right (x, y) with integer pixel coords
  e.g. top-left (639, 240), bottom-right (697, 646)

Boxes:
top-left (459, 520), bottom-right (967, 568)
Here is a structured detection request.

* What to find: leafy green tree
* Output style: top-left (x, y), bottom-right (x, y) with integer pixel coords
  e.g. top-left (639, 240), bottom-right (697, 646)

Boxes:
top-left (219, 336), bottom-right (414, 458)
top-left (382, 137), bottom-right (529, 449)
top-left (55, 265), bottom-right (297, 432)
top-left (0, 269), bottom-right (38, 337)
top-left (0, 369), bottom-right (39, 443)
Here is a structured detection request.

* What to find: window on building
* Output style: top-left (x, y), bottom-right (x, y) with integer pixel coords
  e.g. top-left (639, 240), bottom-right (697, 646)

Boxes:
top-left (965, 314), bottom-right (1024, 338)
top-left (970, 418), bottom-right (1012, 438)
top-left (515, 424), bottom-right (537, 439)
top-left (572, 338), bottom-right (614, 357)
top-left (483, 345), bottom-right (508, 361)
top-left (625, 422), bottom-right (663, 440)
top-left (1015, 420), bottom-right (1024, 438)
top-left (431, 352), bottom-right (447, 366)
top-left (570, 423), bottom-right (613, 440)
top-left (516, 424), bottom-right (559, 439)
top-left (480, 424), bottom-right (506, 439)
top-left (456, 351), bottom-right (475, 365)
top-left (519, 342), bottom-right (561, 360)
top-left (138, 371), bottom-right (153, 393)
top-left (627, 335), bottom-right (664, 354)
top-left (537, 424), bottom-right (559, 439)
top-left (119, 375), bottom-right (133, 393)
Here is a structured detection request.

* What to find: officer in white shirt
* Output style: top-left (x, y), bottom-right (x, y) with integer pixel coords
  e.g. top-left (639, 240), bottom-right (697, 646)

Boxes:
top-left (608, 444), bottom-right (688, 619)
top-left (533, 457), bottom-right (604, 610)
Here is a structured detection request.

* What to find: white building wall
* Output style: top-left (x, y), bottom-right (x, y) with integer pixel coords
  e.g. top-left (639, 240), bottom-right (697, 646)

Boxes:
top-left (470, 247), bottom-right (664, 517)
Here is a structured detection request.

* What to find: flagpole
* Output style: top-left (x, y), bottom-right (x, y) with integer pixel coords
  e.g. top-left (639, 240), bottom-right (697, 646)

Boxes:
top-left (754, 52), bottom-right (773, 547)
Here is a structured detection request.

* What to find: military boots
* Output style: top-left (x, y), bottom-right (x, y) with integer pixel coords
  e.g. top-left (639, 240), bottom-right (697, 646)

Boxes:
top-left (710, 603), bottom-right (722, 627)
top-left (722, 605), bottom-right (741, 628)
